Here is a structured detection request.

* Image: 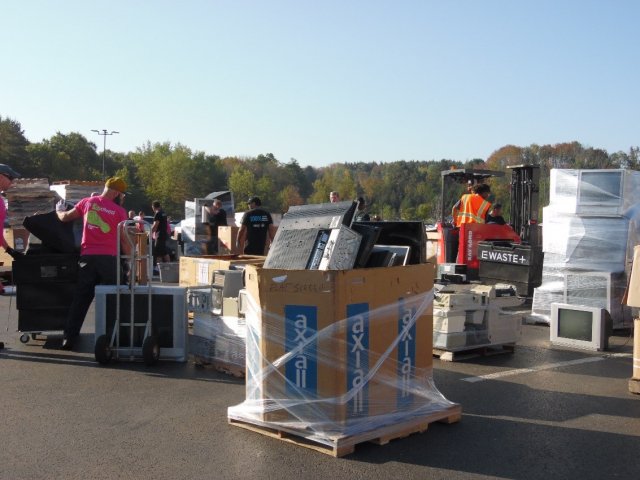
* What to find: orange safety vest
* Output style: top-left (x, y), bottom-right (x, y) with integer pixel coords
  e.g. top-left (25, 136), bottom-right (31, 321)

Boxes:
top-left (457, 194), bottom-right (491, 225)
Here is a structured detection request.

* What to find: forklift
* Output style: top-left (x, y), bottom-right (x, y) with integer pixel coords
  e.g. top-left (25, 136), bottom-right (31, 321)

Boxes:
top-left (436, 165), bottom-right (543, 297)
top-left (432, 165), bottom-right (544, 354)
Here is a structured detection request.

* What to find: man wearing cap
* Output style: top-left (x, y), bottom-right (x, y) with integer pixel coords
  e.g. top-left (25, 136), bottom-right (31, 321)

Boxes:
top-left (56, 176), bottom-right (130, 350)
top-left (0, 164), bottom-right (23, 296)
top-left (236, 197), bottom-right (275, 255)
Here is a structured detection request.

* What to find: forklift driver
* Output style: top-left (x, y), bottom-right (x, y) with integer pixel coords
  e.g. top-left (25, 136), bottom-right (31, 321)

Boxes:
top-left (452, 183), bottom-right (492, 227)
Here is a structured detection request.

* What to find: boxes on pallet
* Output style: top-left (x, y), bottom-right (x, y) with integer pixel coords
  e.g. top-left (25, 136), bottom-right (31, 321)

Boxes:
top-left (179, 255), bottom-right (264, 287)
top-left (228, 263), bottom-right (458, 432)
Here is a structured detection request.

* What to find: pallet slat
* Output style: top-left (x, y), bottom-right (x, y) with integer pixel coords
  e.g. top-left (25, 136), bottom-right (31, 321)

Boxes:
top-left (433, 344), bottom-right (515, 362)
top-left (228, 404), bottom-right (462, 457)
top-left (193, 355), bottom-right (245, 378)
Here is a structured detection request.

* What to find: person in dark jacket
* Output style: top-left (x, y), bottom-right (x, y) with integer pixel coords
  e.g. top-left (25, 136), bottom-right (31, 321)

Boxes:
top-left (236, 197), bottom-right (275, 255)
top-left (486, 203), bottom-right (506, 225)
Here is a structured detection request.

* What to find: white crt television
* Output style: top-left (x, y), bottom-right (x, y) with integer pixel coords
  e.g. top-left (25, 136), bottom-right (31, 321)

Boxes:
top-left (550, 303), bottom-right (609, 351)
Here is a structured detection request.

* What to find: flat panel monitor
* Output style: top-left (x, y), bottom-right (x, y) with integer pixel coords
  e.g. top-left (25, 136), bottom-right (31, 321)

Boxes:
top-left (579, 170), bottom-right (622, 207)
top-left (353, 221), bottom-right (426, 264)
top-left (264, 201), bottom-right (357, 269)
top-left (550, 302), bottom-right (609, 351)
top-left (370, 245), bottom-right (410, 266)
top-left (279, 201), bottom-right (357, 230)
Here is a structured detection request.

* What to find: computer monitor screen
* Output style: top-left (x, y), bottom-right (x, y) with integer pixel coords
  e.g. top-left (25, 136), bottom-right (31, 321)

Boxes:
top-left (579, 171), bottom-right (622, 206)
top-left (557, 308), bottom-right (593, 342)
top-left (550, 302), bottom-right (608, 351)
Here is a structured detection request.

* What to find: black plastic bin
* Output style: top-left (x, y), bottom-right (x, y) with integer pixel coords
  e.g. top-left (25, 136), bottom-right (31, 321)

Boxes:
top-left (477, 241), bottom-right (543, 297)
top-left (12, 253), bottom-right (79, 338)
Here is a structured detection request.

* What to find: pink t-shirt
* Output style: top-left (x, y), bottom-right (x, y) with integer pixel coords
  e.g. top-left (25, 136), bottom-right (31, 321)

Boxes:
top-left (75, 196), bottom-right (128, 256)
top-left (0, 198), bottom-right (7, 248)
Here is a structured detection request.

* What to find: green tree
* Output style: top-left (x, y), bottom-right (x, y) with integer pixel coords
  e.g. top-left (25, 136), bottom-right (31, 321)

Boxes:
top-left (27, 132), bottom-right (100, 181)
top-left (130, 142), bottom-right (224, 218)
top-left (0, 116), bottom-right (33, 175)
top-left (278, 185), bottom-right (304, 213)
top-left (228, 167), bottom-right (256, 211)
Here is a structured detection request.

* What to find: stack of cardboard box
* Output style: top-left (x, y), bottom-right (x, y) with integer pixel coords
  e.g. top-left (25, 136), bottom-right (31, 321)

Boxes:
top-left (228, 262), bottom-right (460, 439)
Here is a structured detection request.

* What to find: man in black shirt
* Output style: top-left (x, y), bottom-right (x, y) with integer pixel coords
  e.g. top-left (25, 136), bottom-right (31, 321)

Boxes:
top-left (206, 199), bottom-right (227, 254)
top-left (236, 196), bottom-right (274, 255)
top-left (151, 200), bottom-right (170, 263)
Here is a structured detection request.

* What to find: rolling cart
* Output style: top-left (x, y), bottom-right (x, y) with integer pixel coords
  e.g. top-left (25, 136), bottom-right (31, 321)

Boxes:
top-left (94, 219), bottom-right (160, 366)
top-left (12, 211), bottom-right (81, 345)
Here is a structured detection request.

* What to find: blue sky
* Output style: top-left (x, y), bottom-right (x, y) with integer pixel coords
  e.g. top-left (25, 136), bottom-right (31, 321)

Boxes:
top-left (2, 1), bottom-right (639, 167)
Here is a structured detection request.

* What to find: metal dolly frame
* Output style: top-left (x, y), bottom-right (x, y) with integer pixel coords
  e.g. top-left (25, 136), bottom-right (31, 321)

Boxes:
top-left (94, 219), bottom-right (159, 365)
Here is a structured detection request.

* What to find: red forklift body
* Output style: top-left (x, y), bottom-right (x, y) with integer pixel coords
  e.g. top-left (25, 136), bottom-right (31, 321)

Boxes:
top-left (457, 223), bottom-right (521, 271)
top-left (436, 222), bottom-right (520, 278)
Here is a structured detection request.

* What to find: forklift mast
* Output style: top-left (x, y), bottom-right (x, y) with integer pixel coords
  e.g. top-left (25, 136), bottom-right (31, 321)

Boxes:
top-left (507, 165), bottom-right (541, 247)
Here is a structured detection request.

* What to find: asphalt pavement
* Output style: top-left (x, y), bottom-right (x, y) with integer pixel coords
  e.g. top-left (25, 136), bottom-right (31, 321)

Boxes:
top-left (1, 293), bottom-right (638, 480)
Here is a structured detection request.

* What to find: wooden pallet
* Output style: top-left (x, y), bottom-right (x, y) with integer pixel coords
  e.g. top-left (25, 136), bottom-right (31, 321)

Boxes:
top-left (193, 355), bottom-right (245, 378)
top-left (228, 404), bottom-right (462, 457)
top-left (433, 343), bottom-right (515, 362)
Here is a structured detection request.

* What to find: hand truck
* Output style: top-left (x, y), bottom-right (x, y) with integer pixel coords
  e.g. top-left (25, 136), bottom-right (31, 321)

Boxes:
top-left (94, 219), bottom-right (160, 366)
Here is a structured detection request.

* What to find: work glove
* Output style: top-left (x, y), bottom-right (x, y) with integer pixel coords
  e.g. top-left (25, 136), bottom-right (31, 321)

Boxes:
top-left (56, 199), bottom-right (67, 212)
top-left (6, 247), bottom-right (24, 260)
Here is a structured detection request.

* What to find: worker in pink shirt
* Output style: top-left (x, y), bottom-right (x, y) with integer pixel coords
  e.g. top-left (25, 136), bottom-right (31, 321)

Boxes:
top-left (56, 176), bottom-right (130, 350)
top-left (0, 163), bottom-right (22, 296)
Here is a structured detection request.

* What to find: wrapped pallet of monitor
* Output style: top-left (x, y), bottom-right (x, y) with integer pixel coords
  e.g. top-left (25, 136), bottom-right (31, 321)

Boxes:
top-left (227, 262), bottom-right (461, 456)
top-left (530, 169), bottom-right (640, 329)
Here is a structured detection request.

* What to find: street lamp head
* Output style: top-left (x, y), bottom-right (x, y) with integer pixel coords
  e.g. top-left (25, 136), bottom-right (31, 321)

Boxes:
top-left (91, 128), bottom-right (119, 181)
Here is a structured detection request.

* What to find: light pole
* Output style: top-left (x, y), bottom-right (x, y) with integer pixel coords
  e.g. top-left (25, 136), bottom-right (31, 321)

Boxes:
top-left (91, 129), bottom-right (119, 180)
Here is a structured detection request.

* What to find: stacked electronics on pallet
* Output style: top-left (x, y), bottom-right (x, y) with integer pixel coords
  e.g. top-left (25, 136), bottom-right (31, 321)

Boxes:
top-left (531, 169), bottom-right (640, 349)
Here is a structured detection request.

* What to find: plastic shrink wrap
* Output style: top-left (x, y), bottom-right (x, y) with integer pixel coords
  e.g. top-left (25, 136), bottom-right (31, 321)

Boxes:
top-left (531, 169), bottom-right (639, 328)
top-left (189, 286), bottom-right (247, 371)
top-left (227, 264), bottom-right (458, 441)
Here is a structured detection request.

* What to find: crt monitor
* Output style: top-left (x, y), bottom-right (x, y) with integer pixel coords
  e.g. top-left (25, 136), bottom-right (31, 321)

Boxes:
top-left (550, 302), bottom-right (610, 351)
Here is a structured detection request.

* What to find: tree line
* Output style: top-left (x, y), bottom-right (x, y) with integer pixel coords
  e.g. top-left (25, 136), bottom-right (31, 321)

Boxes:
top-left (2, 115), bottom-right (638, 222)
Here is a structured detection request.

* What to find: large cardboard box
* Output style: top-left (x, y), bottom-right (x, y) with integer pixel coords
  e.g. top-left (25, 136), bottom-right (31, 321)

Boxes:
top-left (217, 226), bottom-right (242, 255)
top-left (179, 255), bottom-right (265, 287)
top-left (241, 263), bottom-right (435, 427)
top-left (625, 245), bottom-right (640, 307)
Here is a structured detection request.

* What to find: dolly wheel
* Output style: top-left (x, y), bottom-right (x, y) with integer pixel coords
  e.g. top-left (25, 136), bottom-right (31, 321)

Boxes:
top-left (94, 335), bottom-right (113, 365)
top-left (19, 333), bottom-right (29, 344)
top-left (142, 335), bottom-right (160, 366)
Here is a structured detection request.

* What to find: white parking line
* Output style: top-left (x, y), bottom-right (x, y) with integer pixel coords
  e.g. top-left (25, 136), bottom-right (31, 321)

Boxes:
top-left (0, 351), bottom-right (95, 365)
top-left (461, 356), bottom-right (606, 383)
